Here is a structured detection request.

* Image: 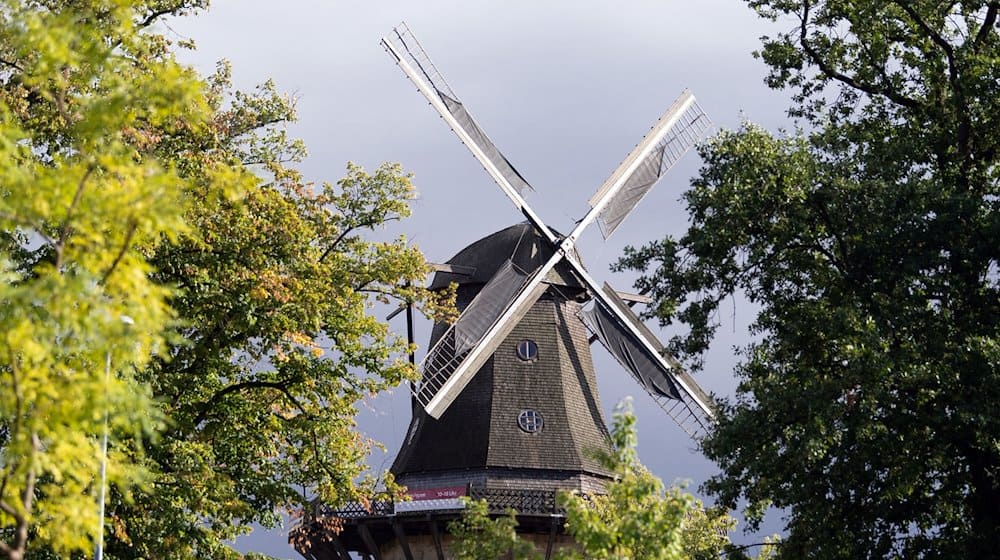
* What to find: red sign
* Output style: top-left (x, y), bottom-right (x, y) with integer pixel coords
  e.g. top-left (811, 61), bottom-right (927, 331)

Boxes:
top-left (407, 486), bottom-right (467, 501)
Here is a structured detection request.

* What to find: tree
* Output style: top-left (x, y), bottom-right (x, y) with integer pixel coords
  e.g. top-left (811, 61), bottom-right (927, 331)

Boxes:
top-left (618, 1), bottom-right (999, 558)
top-left (448, 499), bottom-right (541, 560)
top-left (0, 0), bottom-right (211, 557)
top-left (447, 402), bottom-right (774, 560)
top-left (557, 401), bottom-right (743, 560)
top-left (96, 32), bottom-right (443, 560)
top-left (1, 2), bottom-right (444, 558)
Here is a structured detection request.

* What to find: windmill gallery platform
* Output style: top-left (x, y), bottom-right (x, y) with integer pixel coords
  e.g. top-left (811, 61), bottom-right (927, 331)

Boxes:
top-left (291, 23), bottom-right (714, 560)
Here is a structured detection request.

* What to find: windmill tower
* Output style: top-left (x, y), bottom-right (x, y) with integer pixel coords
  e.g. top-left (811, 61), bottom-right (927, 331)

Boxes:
top-left (291, 24), bottom-right (714, 560)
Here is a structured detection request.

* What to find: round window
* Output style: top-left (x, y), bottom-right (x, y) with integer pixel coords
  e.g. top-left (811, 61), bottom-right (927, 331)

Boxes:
top-left (516, 339), bottom-right (538, 361)
top-left (517, 409), bottom-right (544, 433)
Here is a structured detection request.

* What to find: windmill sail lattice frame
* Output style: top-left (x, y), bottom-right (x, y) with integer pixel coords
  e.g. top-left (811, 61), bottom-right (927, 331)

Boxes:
top-left (383, 23), bottom-right (716, 440)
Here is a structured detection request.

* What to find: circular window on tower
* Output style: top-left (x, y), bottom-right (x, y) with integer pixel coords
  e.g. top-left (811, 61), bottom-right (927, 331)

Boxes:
top-left (517, 409), bottom-right (544, 433)
top-left (516, 339), bottom-right (539, 362)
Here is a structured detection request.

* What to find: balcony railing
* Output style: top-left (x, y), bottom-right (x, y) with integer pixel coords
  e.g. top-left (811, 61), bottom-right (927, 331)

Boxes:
top-left (312, 486), bottom-right (567, 520)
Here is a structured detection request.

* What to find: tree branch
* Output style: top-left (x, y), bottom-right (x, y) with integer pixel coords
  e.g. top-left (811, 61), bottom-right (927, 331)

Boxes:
top-left (14, 434), bottom-right (40, 556)
top-left (0, 56), bottom-right (23, 72)
top-left (891, 1), bottom-right (959, 87)
top-left (972, 2), bottom-right (999, 52)
top-left (807, 196), bottom-right (852, 276)
top-left (54, 165), bottom-right (94, 269)
top-left (0, 212), bottom-right (55, 246)
top-left (727, 540), bottom-right (784, 553)
top-left (0, 433), bottom-right (41, 559)
top-left (138, 7), bottom-right (176, 29)
top-left (317, 216), bottom-right (391, 263)
top-left (0, 361), bottom-right (24, 507)
top-left (891, 0), bottom-right (971, 162)
top-left (0, 498), bottom-right (17, 517)
top-left (317, 226), bottom-right (357, 263)
top-left (310, 427), bottom-right (343, 486)
top-left (193, 379), bottom-right (312, 426)
top-left (798, 0), bottom-right (921, 109)
top-left (893, 1), bottom-right (956, 60)
top-left (100, 219), bottom-right (137, 284)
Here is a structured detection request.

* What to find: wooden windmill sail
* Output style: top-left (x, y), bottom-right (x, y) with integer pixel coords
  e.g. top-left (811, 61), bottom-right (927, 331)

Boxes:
top-left (382, 23), bottom-right (715, 440)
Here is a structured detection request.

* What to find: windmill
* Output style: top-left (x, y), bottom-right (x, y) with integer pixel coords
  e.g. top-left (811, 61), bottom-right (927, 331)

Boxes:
top-left (291, 23), bottom-right (714, 560)
top-left (382, 23), bottom-right (714, 439)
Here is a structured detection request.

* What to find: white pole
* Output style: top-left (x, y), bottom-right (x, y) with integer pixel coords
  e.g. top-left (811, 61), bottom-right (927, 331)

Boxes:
top-left (96, 315), bottom-right (131, 560)
top-left (95, 351), bottom-right (110, 560)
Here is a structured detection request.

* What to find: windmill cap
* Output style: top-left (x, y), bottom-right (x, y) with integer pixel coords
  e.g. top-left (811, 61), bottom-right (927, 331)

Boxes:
top-left (428, 222), bottom-right (585, 291)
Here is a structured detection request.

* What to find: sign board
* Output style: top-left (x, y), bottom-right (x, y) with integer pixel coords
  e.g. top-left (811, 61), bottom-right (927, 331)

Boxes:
top-left (407, 486), bottom-right (467, 501)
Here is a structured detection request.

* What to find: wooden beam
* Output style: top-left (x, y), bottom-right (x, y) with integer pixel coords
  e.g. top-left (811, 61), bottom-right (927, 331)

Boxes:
top-left (428, 515), bottom-right (446, 560)
top-left (615, 290), bottom-right (653, 304)
top-left (545, 517), bottom-right (559, 560)
top-left (588, 285), bottom-right (653, 345)
top-left (392, 521), bottom-right (415, 560)
top-left (430, 262), bottom-right (475, 275)
top-left (358, 523), bottom-right (382, 560)
top-left (385, 305), bottom-right (407, 321)
top-left (332, 537), bottom-right (352, 560)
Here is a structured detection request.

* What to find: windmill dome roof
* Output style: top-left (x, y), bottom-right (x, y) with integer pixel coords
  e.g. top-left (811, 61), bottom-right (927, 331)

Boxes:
top-left (428, 222), bottom-right (584, 291)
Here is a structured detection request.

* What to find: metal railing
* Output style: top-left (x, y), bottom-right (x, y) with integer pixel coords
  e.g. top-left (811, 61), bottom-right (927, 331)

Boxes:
top-left (312, 486), bottom-right (566, 521)
top-left (470, 487), bottom-right (563, 516)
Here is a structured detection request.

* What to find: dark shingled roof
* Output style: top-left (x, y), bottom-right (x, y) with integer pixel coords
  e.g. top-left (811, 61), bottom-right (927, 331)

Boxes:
top-left (428, 222), bottom-right (585, 292)
top-left (392, 223), bottom-right (613, 491)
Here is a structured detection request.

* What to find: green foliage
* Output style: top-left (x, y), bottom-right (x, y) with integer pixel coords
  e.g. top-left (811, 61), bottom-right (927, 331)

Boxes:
top-left (448, 402), bottom-right (775, 560)
top-left (448, 499), bottom-right (540, 560)
top-left (99, 21), bottom-right (443, 560)
top-left (0, 0), bottom-right (211, 558)
top-left (619, 2), bottom-right (1000, 558)
top-left (1, 2), bottom-right (444, 558)
top-left (99, 41), bottom-right (441, 560)
top-left (557, 401), bottom-right (733, 560)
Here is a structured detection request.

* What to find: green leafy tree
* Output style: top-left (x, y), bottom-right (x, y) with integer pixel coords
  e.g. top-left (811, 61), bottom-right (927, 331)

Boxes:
top-left (448, 499), bottom-right (541, 560)
top-left (1, 1), bottom-right (445, 558)
top-left (618, 1), bottom-right (1000, 558)
top-left (95, 17), bottom-right (444, 560)
top-left (557, 401), bottom-right (741, 560)
top-left (448, 402), bottom-right (774, 560)
top-left (61, 37), bottom-right (443, 560)
top-left (0, 0), bottom-right (212, 557)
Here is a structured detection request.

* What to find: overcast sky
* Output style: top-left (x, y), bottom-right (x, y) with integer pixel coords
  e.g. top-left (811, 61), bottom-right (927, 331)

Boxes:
top-left (168, 1), bottom-right (793, 556)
